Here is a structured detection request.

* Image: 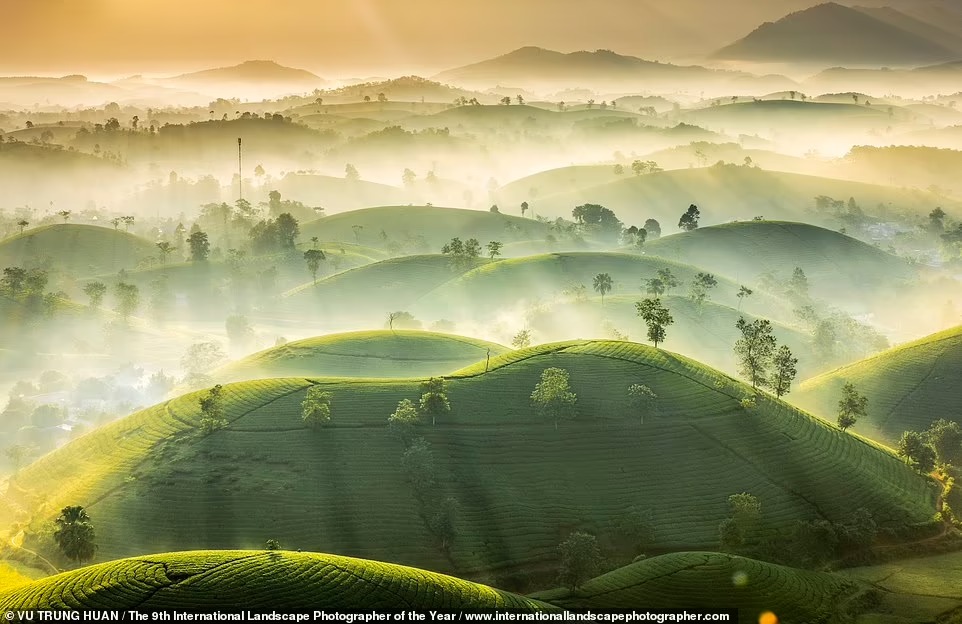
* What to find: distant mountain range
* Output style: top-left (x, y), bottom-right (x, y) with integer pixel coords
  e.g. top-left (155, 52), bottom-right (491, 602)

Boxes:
top-left (167, 60), bottom-right (327, 87)
top-left (432, 47), bottom-right (797, 94)
top-left (714, 2), bottom-right (962, 66)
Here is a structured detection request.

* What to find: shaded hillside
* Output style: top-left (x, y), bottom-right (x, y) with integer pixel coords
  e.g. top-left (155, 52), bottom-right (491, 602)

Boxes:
top-left (212, 330), bottom-right (508, 382)
top-left (715, 2), bottom-right (958, 65)
top-left (3, 341), bottom-right (937, 577)
top-left (792, 326), bottom-right (962, 442)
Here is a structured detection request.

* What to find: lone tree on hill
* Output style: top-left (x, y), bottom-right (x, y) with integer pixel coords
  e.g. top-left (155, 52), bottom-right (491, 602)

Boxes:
top-left (17, 219), bottom-right (29, 234)
top-left (54, 505), bottom-right (96, 567)
top-left (770, 345), bottom-right (798, 398)
top-left (656, 268), bottom-right (680, 295)
top-left (301, 386), bottom-right (333, 430)
top-left (897, 431), bottom-right (937, 474)
top-left (593, 273), bottom-right (613, 306)
top-left (627, 384), bottom-right (658, 424)
top-left (734, 318), bottom-right (776, 390)
top-left (113, 282), bottom-right (140, 322)
top-left (388, 398), bottom-right (420, 443)
top-left (82, 281), bottom-right (107, 309)
top-left (521, 202), bottom-right (529, 217)
top-left (736, 286), bottom-right (753, 310)
top-left (636, 298), bottom-right (673, 348)
top-left (925, 419), bottom-right (962, 466)
top-left (512, 329), bottom-right (532, 349)
top-left (557, 531), bottom-right (605, 590)
top-left (644, 219), bottom-right (661, 239)
top-left (688, 272), bottom-right (717, 305)
top-left (486, 240), bottom-right (503, 259)
top-left (837, 382), bottom-right (868, 431)
top-left (58, 210), bottom-right (71, 223)
top-left (303, 248), bottom-right (326, 284)
top-left (530, 367), bottom-right (577, 429)
top-left (419, 377), bottom-right (450, 426)
top-left (644, 277), bottom-right (665, 296)
top-left (678, 204), bottom-right (700, 231)
top-left (198, 384), bottom-right (227, 434)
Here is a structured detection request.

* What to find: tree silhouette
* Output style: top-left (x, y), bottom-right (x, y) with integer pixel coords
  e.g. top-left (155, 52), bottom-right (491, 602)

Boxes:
top-left (593, 273), bottom-right (613, 306)
top-left (54, 506), bottom-right (96, 567)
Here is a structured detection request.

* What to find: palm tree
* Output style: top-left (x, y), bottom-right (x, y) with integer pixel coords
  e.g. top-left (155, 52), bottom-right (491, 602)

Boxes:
top-left (593, 273), bottom-right (613, 307)
top-left (54, 506), bottom-right (96, 567)
top-left (156, 242), bottom-right (175, 264)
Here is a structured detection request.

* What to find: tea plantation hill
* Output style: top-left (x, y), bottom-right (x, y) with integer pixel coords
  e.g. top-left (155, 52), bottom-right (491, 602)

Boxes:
top-left (535, 551), bottom-right (868, 623)
top-left (0, 551), bottom-right (553, 611)
top-left (413, 252), bottom-right (796, 326)
top-left (211, 330), bottom-right (509, 383)
top-left (643, 221), bottom-right (916, 304)
top-left (278, 254), bottom-right (491, 324)
top-left (495, 165), bottom-right (959, 225)
top-left (2, 340), bottom-right (937, 580)
top-left (528, 294), bottom-right (816, 378)
top-left (268, 173), bottom-right (409, 212)
top-left (792, 325), bottom-right (962, 442)
top-left (298, 205), bottom-right (551, 250)
top-left (0, 224), bottom-right (156, 277)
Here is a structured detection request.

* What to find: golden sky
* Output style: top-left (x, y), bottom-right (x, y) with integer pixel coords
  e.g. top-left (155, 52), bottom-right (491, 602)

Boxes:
top-left (1, 0), bottom-right (854, 77)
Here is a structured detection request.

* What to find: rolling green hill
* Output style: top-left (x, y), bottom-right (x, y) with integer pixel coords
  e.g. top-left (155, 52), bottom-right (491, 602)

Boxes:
top-left (212, 330), bottom-right (509, 382)
top-left (495, 165), bottom-right (958, 227)
top-left (0, 224), bottom-right (157, 276)
top-left (643, 221), bottom-right (916, 300)
top-left (536, 551), bottom-right (865, 623)
top-left (0, 550), bottom-right (552, 610)
top-left (278, 254), bottom-right (490, 323)
top-left (299, 205), bottom-right (550, 250)
top-left (791, 326), bottom-right (962, 442)
top-left (3, 340), bottom-right (937, 579)
top-left (413, 252), bottom-right (794, 325)
top-left (271, 173), bottom-right (408, 212)
top-left (525, 294), bottom-right (815, 378)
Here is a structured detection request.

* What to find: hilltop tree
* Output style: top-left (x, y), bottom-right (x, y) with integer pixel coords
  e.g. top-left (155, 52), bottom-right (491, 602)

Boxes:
top-left (770, 345), bottom-right (798, 398)
top-left (656, 268), bottom-right (680, 295)
top-left (198, 384), bottom-right (228, 434)
top-left (928, 208), bottom-right (946, 233)
top-left (593, 273), bottom-right (613, 306)
top-left (897, 431), bottom-right (937, 474)
top-left (720, 493), bottom-right (761, 551)
top-left (301, 387), bottom-right (333, 430)
top-left (521, 202), bottom-right (529, 217)
top-left (156, 242), bottom-right (175, 265)
top-left (734, 318), bottom-right (776, 390)
top-left (530, 367), bottom-right (577, 429)
top-left (402, 168), bottom-right (417, 187)
top-left (572, 204), bottom-right (623, 241)
top-left (303, 248), bottom-right (326, 284)
top-left (557, 532), bottom-right (604, 590)
top-left (644, 277), bottom-right (665, 296)
top-left (54, 506), bottom-right (96, 567)
top-left (678, 204), bottom-right (700, 231)
top-left (419, 377), bottom-right (450, 426)
top-left (113, 282), bottom-right (140, 322)
top-left (17, 219), bottom-right (29, 234)
top-left (58, 210), bottom-right (72, 223)
top-left (627, 384), bottom-right (657, 424)
top-left (512, 329), bottom-right (532, 349)
top-left (345, 163), bottom-right (360, 181)
top-left (82, 281), bottom-right (107, 309)
top-left (186, 230), bottom-right (210, 262)
top-left (736, 286), bottom-right (753, 310)
top-left (644, 219), bottom-right (661, 239)
top-left (121, 215), bottom-right (135, 232)
top-left (837, 382), bottom-right (868, 431)
top-left (688, 272), bottom-right (717, 305)
top-left (486, 241), bottom-right (503, 259)
top-left (636, 298), bottom-right (673, 348)
top-left (386, 311), bottom-right (421, 331)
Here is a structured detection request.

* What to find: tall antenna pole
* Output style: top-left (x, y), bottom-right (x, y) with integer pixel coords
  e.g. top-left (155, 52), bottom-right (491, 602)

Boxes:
top-left (237, 137), bottom-right (243, 201)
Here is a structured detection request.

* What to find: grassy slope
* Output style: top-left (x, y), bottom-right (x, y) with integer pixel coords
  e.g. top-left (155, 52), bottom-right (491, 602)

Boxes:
top-left (644, 220), bottom-right (916, 295)
top-left (213, 330), bottom-right (509, 382)
top-left (0, 550), bottom-right (553, 610)
top-left (681, 101), bottom-right (891, 131)
top-left (271, 174), bottom-right (409, 212)
top-left (528, 294), bottom-right (815, 378)
top-left (792, 326), bottom-right (962, 441)
top-left (299, 205), bottom-right (550, 250)
top-left (413, 252), bottom-right (794, 325)
top-left (535, 551), bottom-right (864, 623)
top-left (496, 165), bottom-right (959, 225)
top-left (278, 254), bottom-right (490, 321)
top-left (3, 341), bottom-right (937, 575)
top-left (0, 224), bottom-right (157, 276)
